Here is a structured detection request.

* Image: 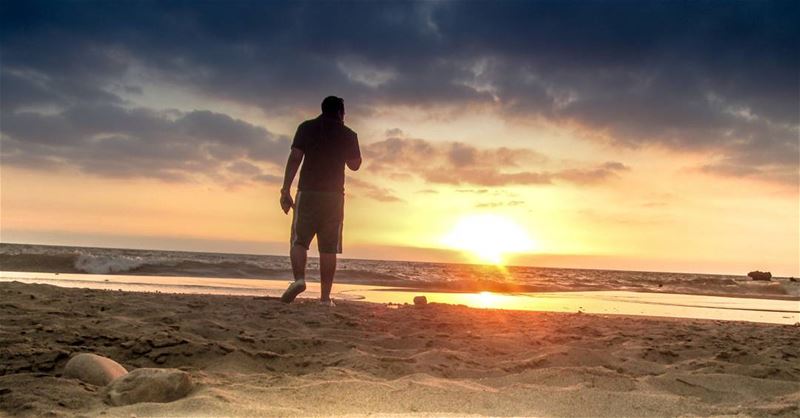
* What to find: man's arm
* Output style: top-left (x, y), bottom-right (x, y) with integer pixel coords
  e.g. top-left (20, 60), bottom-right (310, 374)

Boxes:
top-left (280, 147), bottom-right (304, 213)
top-left (346, 157), bottom-right (362, 171)
top-left (345, 133), bottom-right (361, 171)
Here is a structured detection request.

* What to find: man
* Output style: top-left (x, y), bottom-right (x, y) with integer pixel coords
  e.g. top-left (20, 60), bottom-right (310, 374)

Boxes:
top-left (279, 96), bottom-right (361, 306)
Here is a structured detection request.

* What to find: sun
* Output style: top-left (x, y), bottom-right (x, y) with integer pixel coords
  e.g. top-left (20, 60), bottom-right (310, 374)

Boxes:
top-left (441, 214), bottom-right (537, 264)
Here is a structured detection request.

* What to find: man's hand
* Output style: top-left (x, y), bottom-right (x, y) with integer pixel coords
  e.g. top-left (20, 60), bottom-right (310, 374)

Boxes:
top-left (280, 148), bottom-right (303, 214)
top-left (346, 157), bottom-right (362, 171)
top-left (280, 189), bottom-right (294, 214)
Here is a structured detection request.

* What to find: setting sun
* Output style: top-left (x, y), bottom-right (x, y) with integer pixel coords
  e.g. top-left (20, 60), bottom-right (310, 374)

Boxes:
top-left (441, 214), bottom-right (537, 264)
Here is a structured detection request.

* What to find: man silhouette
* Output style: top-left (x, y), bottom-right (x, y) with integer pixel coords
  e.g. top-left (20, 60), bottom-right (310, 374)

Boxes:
top-left (279, 96), bottom-right (361, 306)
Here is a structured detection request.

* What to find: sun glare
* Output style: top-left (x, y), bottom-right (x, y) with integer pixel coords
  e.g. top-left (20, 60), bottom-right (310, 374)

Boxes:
top-left (441, 214), bottom-right (537, 264)
top-left (476, 291), bottom-right (498, 307)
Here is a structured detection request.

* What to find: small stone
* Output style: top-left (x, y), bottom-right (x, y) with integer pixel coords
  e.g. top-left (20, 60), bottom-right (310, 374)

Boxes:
top-left (413, 296), bottom-right (428, 306)
top-left (104, 368), bottom-right (193, 406)
top-left (64, 353), bottom-right (128, 386)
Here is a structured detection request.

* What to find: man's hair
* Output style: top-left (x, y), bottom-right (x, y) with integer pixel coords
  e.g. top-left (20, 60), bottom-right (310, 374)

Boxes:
top-left (321, 96), bottom-right (345, 115)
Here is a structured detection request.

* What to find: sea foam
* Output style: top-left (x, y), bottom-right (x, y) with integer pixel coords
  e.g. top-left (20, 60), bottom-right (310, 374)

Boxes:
top-left (74, 253), bottom-right (146, 274)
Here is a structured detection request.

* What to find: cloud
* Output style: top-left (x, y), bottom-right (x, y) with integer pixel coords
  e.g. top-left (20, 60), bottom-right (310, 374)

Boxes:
top-left (554, 162), bottom-right (630, 185)
top-left (363, 133), bottom-right (626, 187)
top-left (1, 1), bottom-right (797, 185)
top-left (1, 104), bottom-right (289, 183)
top-left (227, 161), bottom-right (263, 176)
top-left (252, 174), bottom-right (283, 184)
top-left (475, 200), bottom-right (525, 208)
top-left (347, 178), bottom-right (403, 202)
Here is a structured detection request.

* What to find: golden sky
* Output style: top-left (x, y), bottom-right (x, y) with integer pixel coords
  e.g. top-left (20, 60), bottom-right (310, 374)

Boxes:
top-left (2, 102), bottom-right (797, 275)
top-left (1, 1), bottom-right (798, 276)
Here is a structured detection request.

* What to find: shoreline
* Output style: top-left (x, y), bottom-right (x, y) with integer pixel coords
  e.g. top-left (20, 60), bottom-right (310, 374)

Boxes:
top-left (3, 243), bottom-right (797, 301)
top-left (2, 271), bottom-right (799, 325)
top-left (1, 281), bottom-right (799, 417)
top-left (4, 241), bottom-right (798, 279)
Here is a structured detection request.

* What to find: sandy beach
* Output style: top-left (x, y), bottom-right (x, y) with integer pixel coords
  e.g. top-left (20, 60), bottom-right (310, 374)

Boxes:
top-left (1, 281), bottom-right (798, 417)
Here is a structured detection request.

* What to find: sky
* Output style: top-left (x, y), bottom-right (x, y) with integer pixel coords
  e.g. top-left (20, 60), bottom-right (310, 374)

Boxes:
top-left (1, 1), bottom-right (798, 276)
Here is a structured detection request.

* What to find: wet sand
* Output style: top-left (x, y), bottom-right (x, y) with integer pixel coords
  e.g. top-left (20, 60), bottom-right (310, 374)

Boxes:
top-left (3, 271), bottom-right (799, 324)
top-left (1, 281), bottom-right (799, 417)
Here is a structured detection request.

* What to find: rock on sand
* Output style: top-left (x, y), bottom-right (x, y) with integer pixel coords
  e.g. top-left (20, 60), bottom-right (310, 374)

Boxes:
top-left (105, 368), bottom-right (193, 406)
top-left (747, 271), bottom-right (772, 281)
top-left (413, 295), bottom-right (428, 306)
top-left (64, 353), bottom-right (128, 386)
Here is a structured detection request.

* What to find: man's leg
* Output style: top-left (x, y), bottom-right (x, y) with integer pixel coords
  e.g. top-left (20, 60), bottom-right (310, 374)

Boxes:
top-left (319, 252), bottom-right (336, 302)
top-left (282, 244), bottom-right (308, 303)
top-left (290, 244), bottom-right (307, 281)
top-left (283, 191), bottom-right (312, 303)
top-left (317, 192), bottom-right (343, 304)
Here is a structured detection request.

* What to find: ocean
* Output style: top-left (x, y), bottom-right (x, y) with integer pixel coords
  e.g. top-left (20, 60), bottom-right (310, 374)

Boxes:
top-left (1, 243), bottom-right (796, 299)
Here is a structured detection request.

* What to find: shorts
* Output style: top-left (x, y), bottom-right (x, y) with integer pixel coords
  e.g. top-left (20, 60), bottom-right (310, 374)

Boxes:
top-left (290, 191), bottom-right (344, 254)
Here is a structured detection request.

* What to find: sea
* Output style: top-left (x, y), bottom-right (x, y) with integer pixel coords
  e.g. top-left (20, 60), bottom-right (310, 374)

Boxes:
top-left (1, 243), bottom-right (797, 300)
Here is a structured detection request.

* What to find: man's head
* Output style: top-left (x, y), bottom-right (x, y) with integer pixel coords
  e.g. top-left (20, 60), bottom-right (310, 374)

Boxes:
top-left (321, 96), bottom-right (345, 120)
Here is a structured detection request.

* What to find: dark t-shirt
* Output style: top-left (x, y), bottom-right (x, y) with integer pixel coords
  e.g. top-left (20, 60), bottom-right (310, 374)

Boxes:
top-left (291, 114), bottom-right (360, 192)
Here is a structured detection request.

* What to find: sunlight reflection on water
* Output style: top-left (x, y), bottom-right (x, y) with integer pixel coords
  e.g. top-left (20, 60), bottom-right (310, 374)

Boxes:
top-left (2, 271), bottom-right (798, 325)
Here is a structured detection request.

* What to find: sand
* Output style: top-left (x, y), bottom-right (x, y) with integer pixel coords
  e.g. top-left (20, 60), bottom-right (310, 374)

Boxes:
top-left (1, 281), bottom-right (798, 417)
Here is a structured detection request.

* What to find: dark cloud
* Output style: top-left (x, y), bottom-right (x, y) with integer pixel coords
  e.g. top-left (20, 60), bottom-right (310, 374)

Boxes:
top-left (1, 1), bottom-right (797, 185)
top-left (1, 103), bottom-right (289, 183)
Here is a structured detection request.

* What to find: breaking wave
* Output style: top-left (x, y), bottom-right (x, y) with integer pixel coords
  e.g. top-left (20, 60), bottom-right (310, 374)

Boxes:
top-left (74, 253), bottom-right (147, 274)
top-left (1, 243), bottom-right (797, 298)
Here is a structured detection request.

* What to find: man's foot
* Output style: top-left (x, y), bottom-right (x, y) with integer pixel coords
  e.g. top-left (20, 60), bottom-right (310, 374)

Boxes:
top-left (319, 299), bottom-right (336, 307)
top-left (281, 279), bottom-right (306, 303)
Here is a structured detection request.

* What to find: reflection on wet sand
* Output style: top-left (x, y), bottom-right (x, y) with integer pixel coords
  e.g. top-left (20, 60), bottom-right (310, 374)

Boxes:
top-left (2, 271), bottom-right (798, 324)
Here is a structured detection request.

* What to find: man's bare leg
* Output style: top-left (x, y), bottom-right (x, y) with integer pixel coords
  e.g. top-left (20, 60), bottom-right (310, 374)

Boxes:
top-left (319, 252), bottom-right (336, 302)
top-left (290, 244), bottom-right (307, 281)
top-left (281, 244), bottom-right (308, 303)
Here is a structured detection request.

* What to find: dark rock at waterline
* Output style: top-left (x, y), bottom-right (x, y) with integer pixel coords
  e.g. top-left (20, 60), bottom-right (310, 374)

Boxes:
top-left (747, 271), bottom-right (772, 281)
top-left (413, 296), bottom-right (428, 306)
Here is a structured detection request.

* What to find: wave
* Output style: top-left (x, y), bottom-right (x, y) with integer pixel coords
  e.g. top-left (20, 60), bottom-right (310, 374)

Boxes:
top-left (0, 250), bottom-right (277, 278)
top-left (1, 243), bottom-right (797, 299)
top-left (74, 253), bottom-right (148, 274)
